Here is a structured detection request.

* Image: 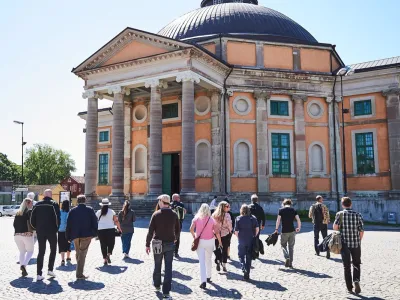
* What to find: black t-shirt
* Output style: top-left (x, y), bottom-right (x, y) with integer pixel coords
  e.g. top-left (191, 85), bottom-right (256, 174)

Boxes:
top-left (171, 201), bottom-right (185, 220)
top-left (278, 207), bottom-right (298, 233)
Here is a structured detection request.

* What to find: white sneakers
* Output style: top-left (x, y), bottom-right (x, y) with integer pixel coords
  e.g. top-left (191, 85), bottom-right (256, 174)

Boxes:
top-left (47, 271), bottom-right (56, 278)
top-left (36, 275), bottom-right (44, 281)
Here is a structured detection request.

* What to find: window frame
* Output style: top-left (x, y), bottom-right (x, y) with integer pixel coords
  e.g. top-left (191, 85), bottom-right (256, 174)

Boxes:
top-left (268, 129), bottom-right (294, 176)
top-left (267, 97), bottom-right (292, 119)
top-left (98, 129), bottom-right (110, 144)
top-left (98, 152), bottom-right (110, 185)
top-left (270, 100), bottom-right (289, 117)
top-left (350, 96), bottom-right (375, 119)
top-left (162, 99), bottom-right (181, 123)
top-left (351, 128), bottom-right (379, 175)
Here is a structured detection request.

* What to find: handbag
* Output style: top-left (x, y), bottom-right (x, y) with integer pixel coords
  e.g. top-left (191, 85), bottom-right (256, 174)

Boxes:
top-left (114, 228), bottom-right (122, 237)
top-left (191, 217), bottom-right (211, 251)
top-left (329, 212), bottom-right (343, 254)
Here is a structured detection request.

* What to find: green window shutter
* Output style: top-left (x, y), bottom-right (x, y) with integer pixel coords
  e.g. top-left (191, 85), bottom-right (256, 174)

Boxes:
top-left (355, 132), bottom-right (375, 174)
top-left (99, 131), bottom-right (109, 142)
top-left (98, 154), bottom-right (109, 184)
top-left (162, 103), bottom-right (179, 119)
top-left (354, 100), bottom-right (372, 116)
top-left (271, 133), bottom-right (291, 175)
top-left (270, 101), bottom-right (289, 116)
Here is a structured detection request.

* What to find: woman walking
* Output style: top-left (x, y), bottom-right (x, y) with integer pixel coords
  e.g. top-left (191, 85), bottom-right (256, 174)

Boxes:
top-left (13, 198), bottom-right (34, 277)
top-left (234, 204), bottom-right (259, 280)
top-left (58, 200), bottom-right (71, 266)
top-left (96, 199), bottom-right (122, 265)
top-left (190, 204), bottom-right (222, 289)
top-left (118, 200), bottom-right (136, 258)
top-left (212, 201), bottom-right (232, 272)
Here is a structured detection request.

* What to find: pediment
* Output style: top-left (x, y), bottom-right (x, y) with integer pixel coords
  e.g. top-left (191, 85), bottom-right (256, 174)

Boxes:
top-left (72, 27), bottom-right (190, 73)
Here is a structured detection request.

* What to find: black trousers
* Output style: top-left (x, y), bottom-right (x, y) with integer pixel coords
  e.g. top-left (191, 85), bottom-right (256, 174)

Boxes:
top-left (313, 223), bottom-right (328, 253)
top-left (341, 244), bottom-right (361, 290)
top-left (214, 235), bottom-right (230, 264)
top-left (174, 220), bottom-right (183, 254)
top-left (37, 232), bottom-right (57, 275)
top-left (98, 229), bottom-right (115, 259)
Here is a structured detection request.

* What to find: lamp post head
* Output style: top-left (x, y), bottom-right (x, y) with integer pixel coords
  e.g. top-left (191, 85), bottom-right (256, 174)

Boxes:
top-left (336, 66), bottom-right (352, 76)
top-left (13, 120), bottom-right (24, 125)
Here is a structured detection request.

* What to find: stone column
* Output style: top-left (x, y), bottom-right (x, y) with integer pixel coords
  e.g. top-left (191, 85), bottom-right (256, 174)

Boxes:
top-left (256, 42), bottom-right (264, 68)
top-left (210, 90), bottom-right (223, 193)
top-left (83, 91), bottom-right (99, 197)
top-left (124, 101), bottom-right (132, 196)
top-left (327, 97), bottom-right (343, 195)
top-left (109, 86), bottom-right (127, 198)
top-left (293, 94), bottom-right (308, 194)
top-left (255, 91), bottom-right (271, 193)
top-left (145, 79), bottom-right (163, 196)
top-left (383, 88), bottom-right (400, 190)
top-left (177, 72), bottom-right (200, 195)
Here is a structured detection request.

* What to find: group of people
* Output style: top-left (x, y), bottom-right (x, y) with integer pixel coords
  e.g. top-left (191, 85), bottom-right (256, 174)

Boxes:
top-left (13, 189), bottom-right (137, 281)
top-left (13, 189), bottom-right (364, 299)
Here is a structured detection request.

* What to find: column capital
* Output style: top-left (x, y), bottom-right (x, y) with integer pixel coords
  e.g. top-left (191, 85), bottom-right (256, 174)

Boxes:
top-left (107, 86), bottom-right (131, 96)
top-left (176, 71), bottom-right (200, 84)
top-left (325, 96), bottom-right (334, 103)
top-left (292, 94), bottom-right (308, 102)
top-left (382, 88), bottom-right (400, 96)
top-left (335, 96), bottom-right (343, 103)
top-left (254, 90), bottom-right (271, 100)
top-left (207, 89), bottom-right (223, 98)
top-left (82, 90), bottom-right (103, 99)
top-left (144, 79), bottom-right (168, 89)
top-left (226, 89), bottom-right (234, 96)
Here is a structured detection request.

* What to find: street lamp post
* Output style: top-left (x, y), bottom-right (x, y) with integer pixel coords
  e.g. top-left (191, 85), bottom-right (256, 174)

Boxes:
top-left (13, 120), bottom-right (27, 201)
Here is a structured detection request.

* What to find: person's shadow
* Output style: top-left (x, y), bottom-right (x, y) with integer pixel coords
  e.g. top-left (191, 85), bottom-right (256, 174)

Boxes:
top-left (56, 263), bottom-right (76, 272)
top-left (27, 278), bottom-right (63, 294)
top-left (278, 267), bottom-right (332, 278)
top-left (175, 256), bottom-right (198, 264)
top-left (124, 257), bottom-right (144, 265)
top-left (96, 265), bottom-right (128, 275)
top-left (205, 281), bottom-right (243, 299)
top-left (68, 280), bottom-right (105, 291)
top-left (172, 270), bottom-right (192, 281)
top-left (171, 280), bottom-right (193, 295)
top-left (225, 271), bottom-right (287, 291)
top-left (9, 277), bottom-right (33, 289)
top-left (258, 257), bottom-right (284, 266)
top-left (28, 258), bottom-right (37, 265)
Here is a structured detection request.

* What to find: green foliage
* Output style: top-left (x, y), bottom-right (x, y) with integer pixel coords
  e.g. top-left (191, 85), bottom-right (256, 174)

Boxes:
top-left (24, 144), bottom-right (76, 185)
top-left (0, 153), bottom-right (21, 183)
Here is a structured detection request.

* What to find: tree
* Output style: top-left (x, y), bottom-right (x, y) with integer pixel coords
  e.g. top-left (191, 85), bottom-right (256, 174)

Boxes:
top-left (0, 153), bottom-right (21, 183)
top-left (24, 144), bottom-right (76, 185)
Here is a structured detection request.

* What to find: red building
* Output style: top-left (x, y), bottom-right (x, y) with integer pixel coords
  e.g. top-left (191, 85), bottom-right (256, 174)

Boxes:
top-left (60, 176), bottom-right (85, 198)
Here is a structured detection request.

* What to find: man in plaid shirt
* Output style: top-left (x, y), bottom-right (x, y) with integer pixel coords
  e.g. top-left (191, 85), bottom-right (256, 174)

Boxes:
top-left (333, 197), bottom-right (364, 295)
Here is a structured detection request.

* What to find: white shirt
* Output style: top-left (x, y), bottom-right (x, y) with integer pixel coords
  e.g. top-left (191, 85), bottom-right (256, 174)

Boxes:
top-left (96, 209), bottom-right (116, 230)
top-left (210, 199), bottom-right (217, 209)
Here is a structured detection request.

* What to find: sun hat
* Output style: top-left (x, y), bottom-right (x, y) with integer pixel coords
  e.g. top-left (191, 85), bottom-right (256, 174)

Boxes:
top-left (99, 198), bottom-right (112, 206)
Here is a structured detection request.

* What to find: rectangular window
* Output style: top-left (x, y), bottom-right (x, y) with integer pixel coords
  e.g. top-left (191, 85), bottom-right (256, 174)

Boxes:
top-left (271, 133), bottom-right (291, 174)
top-left (354, 100), bottom-right (372, 116)
top-left (98, 154), bottom-right (109, 185)
top-left (270, 101), bottom-right (289, 116)
top-left (355, 132), bottom-right (375, 174)
top-left (162, 103), bottom-right (179, 119)
top-left (99, 131), bottom-right (109, 142)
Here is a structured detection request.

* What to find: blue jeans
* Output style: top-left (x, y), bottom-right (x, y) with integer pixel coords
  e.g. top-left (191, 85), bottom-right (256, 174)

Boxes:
top-left (121, 233), bottom-right (133, 254)
top-left (238, 243), bottom-right (252, 275)
top-left (153, 242), bottom-right (175, 295)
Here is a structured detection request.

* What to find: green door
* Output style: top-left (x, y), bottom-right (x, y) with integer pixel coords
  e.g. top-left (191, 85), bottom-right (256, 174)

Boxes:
top-left (162, 154), bottom-right (172, 196)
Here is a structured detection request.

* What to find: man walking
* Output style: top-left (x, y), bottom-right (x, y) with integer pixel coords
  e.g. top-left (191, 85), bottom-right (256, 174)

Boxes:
top-left (309, 195), bottom-right (331, 258)
top-left (249, 194), bottom-right (266, 255)
top-left (171, 193), bottom-right (186, 258)
top-left (274, 199), bottom-right (301, 268)
top-left (146, 194), bottom-right (180, 300)
top-left (30, 189), bottom-right (60, 281)
top-left (333, 197), bottom-right (364, 295)
top-left (66, 195), bottom-right (98, 280)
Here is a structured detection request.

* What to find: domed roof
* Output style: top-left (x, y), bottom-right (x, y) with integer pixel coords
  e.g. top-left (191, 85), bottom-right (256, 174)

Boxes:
top-left (158, 2), bottom-right (317, 44)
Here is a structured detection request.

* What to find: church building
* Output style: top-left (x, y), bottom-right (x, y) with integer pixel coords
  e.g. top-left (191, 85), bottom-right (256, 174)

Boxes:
top-left (74, 0), bottom-right (400, 222)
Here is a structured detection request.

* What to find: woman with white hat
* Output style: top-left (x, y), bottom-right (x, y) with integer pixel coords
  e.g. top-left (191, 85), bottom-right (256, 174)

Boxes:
top-left (96, 198), bottom-right (122, 265)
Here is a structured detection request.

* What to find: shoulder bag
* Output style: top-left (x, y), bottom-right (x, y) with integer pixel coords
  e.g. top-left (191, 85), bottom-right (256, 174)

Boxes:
top-left (191, 217), bottom-right (210, 251)
top-left (329, 212), bottom-right (343, 254)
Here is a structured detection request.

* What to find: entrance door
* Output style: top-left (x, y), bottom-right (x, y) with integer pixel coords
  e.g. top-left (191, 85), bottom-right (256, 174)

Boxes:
top-left (162, 153), bottom-right (180, 196)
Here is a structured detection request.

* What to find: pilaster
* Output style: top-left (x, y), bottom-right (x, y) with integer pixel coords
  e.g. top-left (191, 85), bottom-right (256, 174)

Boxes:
top-left (293, 94), bottom-right (307, 194)
top-left (124, 101), bottom-right (132, 196)
top-left (210, 89), bottom-right (223, 193)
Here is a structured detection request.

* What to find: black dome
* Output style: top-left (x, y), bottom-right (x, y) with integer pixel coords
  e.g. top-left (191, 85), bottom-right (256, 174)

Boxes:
top-left (158, 3), bottom-right (317, 43)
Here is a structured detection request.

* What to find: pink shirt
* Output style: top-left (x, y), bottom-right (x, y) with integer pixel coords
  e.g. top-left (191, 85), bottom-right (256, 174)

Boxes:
top-left (215, 213), bottom-right (233, 237)
top-left (192, 216), bottom-right (218, 240)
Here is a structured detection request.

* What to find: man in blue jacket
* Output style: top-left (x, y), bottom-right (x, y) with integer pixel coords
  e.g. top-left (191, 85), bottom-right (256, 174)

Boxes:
top-left (66, 195), bottom-right (98, 280)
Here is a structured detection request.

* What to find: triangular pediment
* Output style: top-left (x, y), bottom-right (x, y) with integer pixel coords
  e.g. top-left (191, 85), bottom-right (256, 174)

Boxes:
top-left (72, 27), bottom-right (190, 73)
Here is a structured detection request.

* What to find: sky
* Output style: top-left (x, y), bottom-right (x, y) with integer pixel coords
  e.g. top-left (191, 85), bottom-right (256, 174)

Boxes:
top-left (1, 0), bottom-right (399, 175)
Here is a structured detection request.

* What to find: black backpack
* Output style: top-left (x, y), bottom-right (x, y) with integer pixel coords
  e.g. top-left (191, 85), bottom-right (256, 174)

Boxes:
top-left (313, 204), bottom-right (323, 224)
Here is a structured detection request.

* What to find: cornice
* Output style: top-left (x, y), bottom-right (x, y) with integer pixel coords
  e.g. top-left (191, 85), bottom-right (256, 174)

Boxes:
top-left (292, 94), bottom-right (308, 102)
top-left (82, 90), bottom-right (103, 99)
top-left (254, 90), bottom-right (271, 100)
top-left (382, 88), bottom-right (400, 96)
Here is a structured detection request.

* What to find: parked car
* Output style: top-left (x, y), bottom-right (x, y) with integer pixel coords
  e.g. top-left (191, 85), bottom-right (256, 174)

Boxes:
top-left (3, 205), bottom-right (20, 216)
top-left (0, 206), bottom-right (6, 217)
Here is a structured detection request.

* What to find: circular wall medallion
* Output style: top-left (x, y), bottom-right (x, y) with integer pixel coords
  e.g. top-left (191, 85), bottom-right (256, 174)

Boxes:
top-left (307, 100), bottom-right (324, 119)
top-left (233, 96), bottom-right (252, 115)
top-left (195, 96), bottom-right (211, 116)
top-left (133, 105), bottom-right (147, 123)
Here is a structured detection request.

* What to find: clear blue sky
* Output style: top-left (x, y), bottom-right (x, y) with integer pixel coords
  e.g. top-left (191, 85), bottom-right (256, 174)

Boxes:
top-left (1, 0), bottom-right (399, 175)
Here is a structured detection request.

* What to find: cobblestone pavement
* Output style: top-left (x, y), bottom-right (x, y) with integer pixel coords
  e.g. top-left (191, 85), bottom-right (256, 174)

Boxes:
top-left (1, 216), bottom-right (399, 300)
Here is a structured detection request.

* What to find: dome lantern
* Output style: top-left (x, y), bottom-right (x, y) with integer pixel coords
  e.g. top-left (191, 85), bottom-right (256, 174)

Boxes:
top-left (201, 0), bottom-right (258, 7)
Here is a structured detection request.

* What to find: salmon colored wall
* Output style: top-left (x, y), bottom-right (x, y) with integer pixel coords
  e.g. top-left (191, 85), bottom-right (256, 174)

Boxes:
top-left (307, 178), bottom-right (330, 191)
top-left (332, 55), bottom-right (341, 72)
top-left (162, 127), bottom-right (182, 153)
top-left (96, 185), bottom-right (111, 196)
top-left (300, 49), bottom-right (330, 72)
top-left (231, 178), bottom-right (257, 192)
top-left (229, 92), bottom-right (256, 120)
top-left (131, 180), bottom-right (147, 194)
top-left (304, 98), bottom-right (329, 123)
top-left (132, 129), bottom-right (148, 147)
top-left (264, 45), bottom-right (293, 69)
top-left (195, 123), bottom-right (211, 142)
top-left (98, 126), bottom-right (112, 145)
top-left (202, 43), bottom-right (216, 54)
top-left (305, 127), bottom-right (330, 174)
top-left (196, 178), bottom-right (212, 192)
top-left (269, 178), bottom-right (296, 192)
top-left (103, 41), bottom-right (168, 66)
top-left (348, 176), bottom-right (391, 191)
top-left (342, 92), bottom-right (387, 122)
top-left (227, 41), bottom-right (256, 66)
top-left (230, 123), bottom-right (257, 175)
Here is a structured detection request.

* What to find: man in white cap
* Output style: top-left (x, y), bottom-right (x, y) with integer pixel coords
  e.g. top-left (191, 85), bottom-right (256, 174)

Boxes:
top-left (27, 192), bottom-right (37, 206)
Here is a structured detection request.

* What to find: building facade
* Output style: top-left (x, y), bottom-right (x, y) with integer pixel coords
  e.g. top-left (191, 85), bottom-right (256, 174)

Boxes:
top-left (74, 0), bottom-right (400, 222)
top-left (60, 176), bottom-right (85, 199)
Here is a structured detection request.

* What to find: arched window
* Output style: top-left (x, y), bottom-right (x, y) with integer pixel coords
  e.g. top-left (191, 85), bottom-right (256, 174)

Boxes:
top-left (195, 140), bottom-right (211, 176)
top-left (234, 139), bottom-right (253, 175)
top-left (132, 145), bottom-right (147, 177)
top-left (308, 142), bottom-right (326, 175)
